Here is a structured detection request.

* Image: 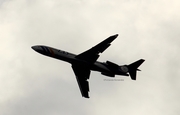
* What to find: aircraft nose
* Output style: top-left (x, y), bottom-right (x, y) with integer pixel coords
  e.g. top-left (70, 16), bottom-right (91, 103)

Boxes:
top-left (31, 46), bottom-right (36, 50)
top-left (31, 46), bottom-right (40, 51)
top-left (31, 45), bottom-right (43, 53)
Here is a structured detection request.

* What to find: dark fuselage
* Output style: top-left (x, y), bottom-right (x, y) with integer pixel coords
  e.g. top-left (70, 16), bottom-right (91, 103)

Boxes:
top-left (32, 45), bottom-right (128, 77)
top-left (32, 46), bottom-right (108, 71)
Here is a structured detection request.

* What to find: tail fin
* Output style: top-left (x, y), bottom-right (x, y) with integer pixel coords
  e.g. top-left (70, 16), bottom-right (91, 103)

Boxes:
top-left (127, 59), bottom-right (145, 80)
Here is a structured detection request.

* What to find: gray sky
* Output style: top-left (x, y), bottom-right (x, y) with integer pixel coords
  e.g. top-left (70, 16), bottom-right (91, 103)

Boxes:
top-left (0, 0), bottom-right (180, 115)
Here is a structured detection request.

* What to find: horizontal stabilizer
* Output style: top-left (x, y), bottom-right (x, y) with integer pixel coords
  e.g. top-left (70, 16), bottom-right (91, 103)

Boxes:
top-left (128, 59), bottom-right (145, 80)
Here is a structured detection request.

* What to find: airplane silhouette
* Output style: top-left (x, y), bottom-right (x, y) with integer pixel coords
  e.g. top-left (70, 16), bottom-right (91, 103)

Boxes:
top-left (32, 34), bottom-right (145, 98)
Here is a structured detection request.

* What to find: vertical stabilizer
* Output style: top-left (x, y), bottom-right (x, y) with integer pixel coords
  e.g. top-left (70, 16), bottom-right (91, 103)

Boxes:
top-left (128, 59), bottom-right (145, 80)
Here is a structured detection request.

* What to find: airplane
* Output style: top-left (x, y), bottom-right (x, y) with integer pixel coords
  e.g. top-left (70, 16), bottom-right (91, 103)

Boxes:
top-left (31, 34), bottom-right (145, 98)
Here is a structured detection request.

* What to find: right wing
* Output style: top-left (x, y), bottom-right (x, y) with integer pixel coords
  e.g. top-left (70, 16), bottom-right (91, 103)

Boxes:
top-left (75, 34), bottom-right (118, 64)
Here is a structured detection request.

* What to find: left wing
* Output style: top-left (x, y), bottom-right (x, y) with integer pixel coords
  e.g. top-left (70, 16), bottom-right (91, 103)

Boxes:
top-left (72, 64), bottom-right (90, 98)
top-left (75, 34), bottom-right (118, 64)
top-left (72, 34), bottom-right (118, 98)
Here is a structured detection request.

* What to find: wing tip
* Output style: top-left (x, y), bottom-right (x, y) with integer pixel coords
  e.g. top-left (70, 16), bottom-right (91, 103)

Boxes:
top-left (110, 34), bottom-right (118, 38)
top-left (107, 34), bottom-right (118, 42)
top-left (83, 95), bottom-right (90, 98)
top-left (114, 34), bottom-right (118, 37)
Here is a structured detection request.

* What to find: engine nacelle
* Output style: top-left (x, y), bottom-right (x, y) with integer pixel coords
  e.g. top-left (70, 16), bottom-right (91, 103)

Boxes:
top-left (119, 65), bottom-right (129, 73)
top-left (101, 72), bottom-right (115, 77)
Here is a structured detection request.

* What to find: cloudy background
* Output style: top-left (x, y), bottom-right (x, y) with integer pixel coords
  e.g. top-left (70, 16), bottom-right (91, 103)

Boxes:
top-left (0, 0), bottom-right (180, 114)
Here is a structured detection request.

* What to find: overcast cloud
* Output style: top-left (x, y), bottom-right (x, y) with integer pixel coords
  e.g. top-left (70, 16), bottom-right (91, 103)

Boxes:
top-left (0, 0), bottom-right (180, 115)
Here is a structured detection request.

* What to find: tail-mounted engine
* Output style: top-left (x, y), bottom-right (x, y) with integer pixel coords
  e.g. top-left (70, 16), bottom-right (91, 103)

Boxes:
top-left (106, 61), bottom-right (129, 74)
top-left (103, 59), bottom-right (145, 80)
top-left (100, 61), bottom-right (118, 77)
top-left (119, 65), bottom-right (129, 73)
